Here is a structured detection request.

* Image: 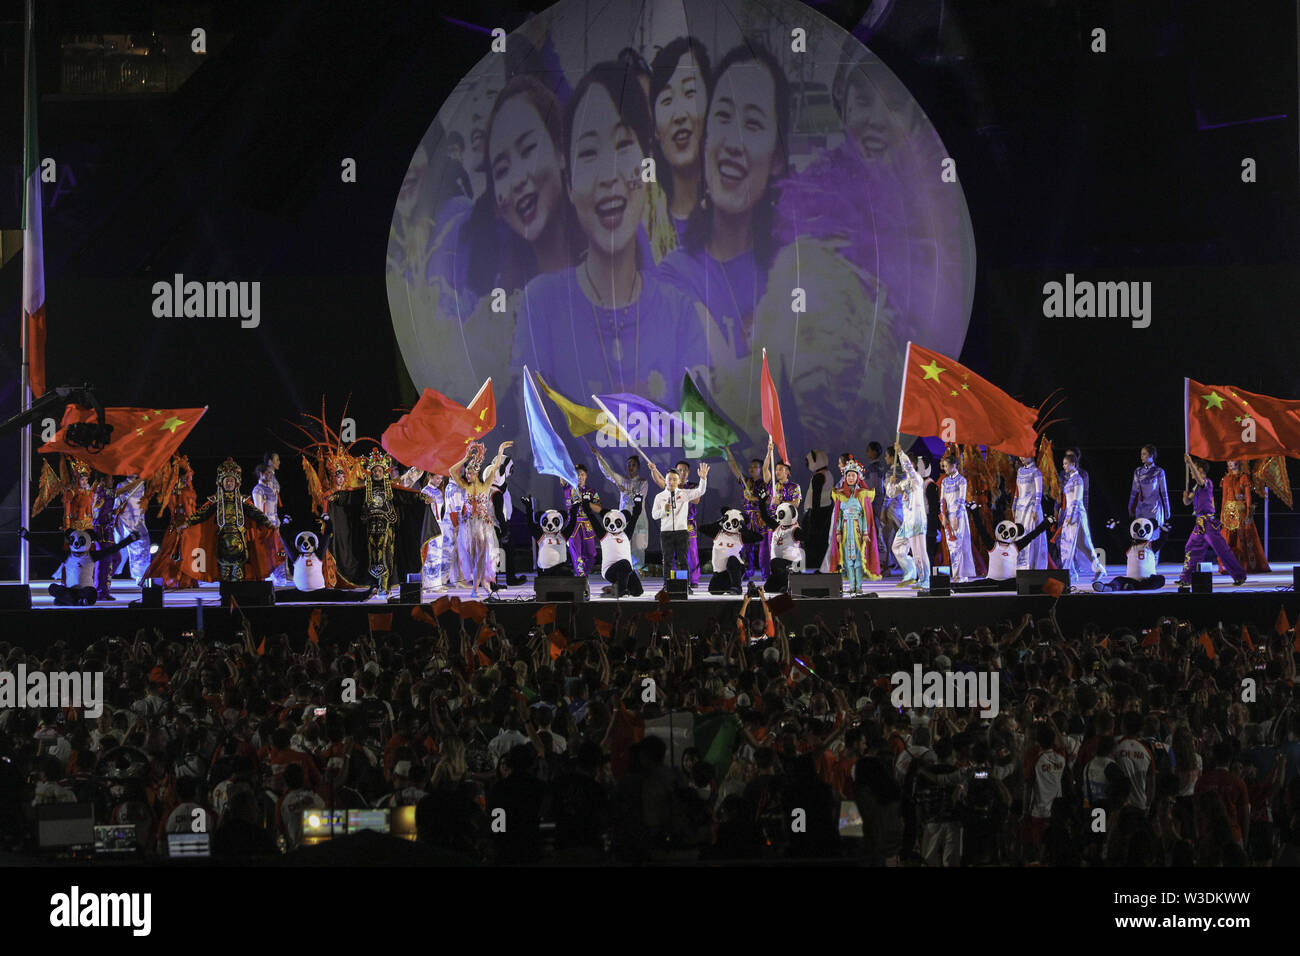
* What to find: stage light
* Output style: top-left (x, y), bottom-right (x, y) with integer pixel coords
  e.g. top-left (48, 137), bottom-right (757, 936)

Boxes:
top-left (149, 544), bottom-right (159, 555)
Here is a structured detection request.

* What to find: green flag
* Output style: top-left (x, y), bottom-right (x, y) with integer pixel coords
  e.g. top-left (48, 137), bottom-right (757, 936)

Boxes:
top-left (679, 371), bottom-right (737, 459)
top-left (694, 712), bottom-right (739, 779)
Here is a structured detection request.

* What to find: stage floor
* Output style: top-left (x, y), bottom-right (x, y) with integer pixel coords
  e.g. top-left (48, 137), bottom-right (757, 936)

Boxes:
top-left (24, 562), bottom-right (1298, 608)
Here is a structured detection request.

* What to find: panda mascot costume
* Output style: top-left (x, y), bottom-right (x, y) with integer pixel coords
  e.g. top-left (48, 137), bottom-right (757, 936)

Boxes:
top-left (1093, 517), bottom-right (1165, 592)
top-left (282, 517), bottom-right (375, 600)
top-left (50, 528), bottom-right (139, 606)
top-left (520, 496), bottom-right (581, 576)
top-left (580, 492), bottom-right (644, 597)
top-left (757, 496), bottom-right (805, 593)
top-left (987, 517), bottom-right (1056, 583)
top-left (701, 507), bottom-right (766, 594)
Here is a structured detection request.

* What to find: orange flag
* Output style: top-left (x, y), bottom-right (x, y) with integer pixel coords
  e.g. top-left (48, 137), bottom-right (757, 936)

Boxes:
top-left (1276, 606), bottom-right (1291, 636)
top-left (535, 604), bottom-right (557, 627)
top-left (549, 629), bottom-right (567, 660)
top-left (476, 626), bottom-right (493, 646)
top-left (255, 636), bottom-right (266, 656)
top-left (410, 605), bottom-right (436, 626)
top-left (368, 612), bottom-right (393, 633)
top-left (1141, 628), bottom-right (1160, 648)
top-left (594, 618), bottom-right (612, 638)
top-left (431, 595), bottom-right (452, 616)
top-left (307, 608), bottom-right (322, 645)
top-left (1042, 578), bottom-right (1065, 599)
top-left (1098, 637), bottom-right (1109, 650)
top-left (1241, 624), bottom-right (1255, 651)
top-left (1199, 631), bottom-right (1216, 660)
top-left (381, 380), bottom-right (496, 474)
top-left (458, 600), bottom-right (489, 624)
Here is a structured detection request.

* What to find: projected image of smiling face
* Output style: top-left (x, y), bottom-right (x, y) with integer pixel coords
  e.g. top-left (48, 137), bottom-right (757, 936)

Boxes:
top-left (704, 59), bottom-right (784, 219)
top-left (568, 82), bottom-right (646, 258)
top-left (655, 52), bottom-right (706, 173)
top-left (490, 92), bottom-right (564, 245)
top-left (466, 65), bottom-right (506, 177)
top-left (842, 73), bottom-right (892, 162)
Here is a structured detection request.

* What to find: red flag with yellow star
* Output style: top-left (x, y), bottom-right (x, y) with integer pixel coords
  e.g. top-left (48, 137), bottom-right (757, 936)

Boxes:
top-left (39, 406), bottom-right (206, 478)
top-left (381, 379), bottom-right (495, 473)
top-left (896, 343), bottom-right (1038, 457)
top-left (1185, 378), bottom-right (1300, 460)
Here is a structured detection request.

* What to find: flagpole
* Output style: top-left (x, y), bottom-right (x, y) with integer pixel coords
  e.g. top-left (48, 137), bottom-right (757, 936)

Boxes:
top-left (17, 0), bottom-right (37, 587)
top-left (895, 342), bottom-right (913, 442)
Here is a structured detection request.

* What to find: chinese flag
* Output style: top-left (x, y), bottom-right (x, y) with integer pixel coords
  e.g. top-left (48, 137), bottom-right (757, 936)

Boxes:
top-left (896, 343), bottom-right (1038, 457)
top-left (368, 612), bottom-right (393, 633)
top-left (1186, 378), bottom-right (1300, 461)
top-left (1042, 577), bottom-right (1065, 599)
top-left (457, 600), bottom-right (489, 624)
top-left (1276, 606), bottom-right (1291, 636)
top-left (431, 596), bottom-right (452, 616)
top-left (40, 406), bottom-right (206, 479)
top-left (535, 604), bottom-right (557, 627)
top-left (760, 349), bottom-right (788, 464)
top-left (1199, 631), bottom-right (1216, 660)
top-left (307, 609), bottom-right (322, 645)
top-left (381, 379), bottom-right (496, 473)
top-left (594, 618), bottom-right (611, 638)
top-left (549, 630), bottom-right (567, 660)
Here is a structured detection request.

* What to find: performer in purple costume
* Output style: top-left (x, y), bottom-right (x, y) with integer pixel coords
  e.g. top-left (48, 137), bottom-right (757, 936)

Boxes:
top-left (564, 466), bottom-right (600, 577)
top-left (1177, 454), bottom-right (1246, 587)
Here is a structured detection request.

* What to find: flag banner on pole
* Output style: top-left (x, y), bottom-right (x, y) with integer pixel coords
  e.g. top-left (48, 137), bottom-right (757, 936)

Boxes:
top-left (534, 372), bottom-right (617, 438)
top-left (679, 370), bottom-right (737, 459)
top-left (590, 394), bottom-right (651, 463)
top-left (896, 342), bottom-right (1038, 457)
top-left (760, 349), bottom-right (788, 464)
top-left (39, 407), bottom-right (207, 478)
top-left (22, 0), bottom-right (46, 399)
top-left (381, 380), bottom-right (495, 473)
top-left (594, 392), bottom-right (693, 449)
top-left (1186, 378), bottom-right (1300, 461)
top-left (1251, 455), bottom-right (1292, 507)
top-left (522, 366), bottom-right (579, 488)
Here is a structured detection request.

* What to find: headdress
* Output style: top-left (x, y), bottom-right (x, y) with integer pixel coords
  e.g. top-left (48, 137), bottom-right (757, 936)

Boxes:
top-left (466, 442), bottom-right (486, 471)
top-left (216, 457), bottom-right (242, 485)
top-left (365, 448), bottom-right (393, 473)
top-left (842, 458), bottom-right (865, 477)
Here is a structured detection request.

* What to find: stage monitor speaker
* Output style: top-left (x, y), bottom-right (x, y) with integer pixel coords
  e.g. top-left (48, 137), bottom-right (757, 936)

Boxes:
top-left (789, 572), bottom-right (841, 599)
top-left (1294, 565), bottom-right (1300, 591)
top-left (536, 576), bottom-right (589, 602)
top-left (219, 581), bottom-right (275, 607)
top-left (1190, 572), bottom-right (1213, 594)
top-left (924, 573), bottom-right (951, 596)
top-left (1016, 569), bottom-right (1070, 596)
top-left (406, 573), bottom-right (421, 584)
top-left (393, 582), bottom-right (423, 604)
top-left (0, 584), bottom-right (32, 611)
top-left (665, 570), bottom-right (690, 600)
top-left (132, 583), bottom-right (163, 609)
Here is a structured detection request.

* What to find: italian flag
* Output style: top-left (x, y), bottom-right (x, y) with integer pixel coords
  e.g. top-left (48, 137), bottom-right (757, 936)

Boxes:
top-left (22, 0), bottom-right (46, 399)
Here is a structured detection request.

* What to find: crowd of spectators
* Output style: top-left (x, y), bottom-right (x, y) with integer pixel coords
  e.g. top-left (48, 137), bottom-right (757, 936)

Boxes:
top-left (4, 594), bottom-right (1300, 866)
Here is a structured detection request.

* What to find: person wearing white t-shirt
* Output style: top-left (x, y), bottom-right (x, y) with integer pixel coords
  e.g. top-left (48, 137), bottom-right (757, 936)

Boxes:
top-left (650, 463), bottom-right (709, 579)
top-left (1114, 712), bottom-right (1156, 811)
top-left (1023, 723), bottom-right (1067, 861)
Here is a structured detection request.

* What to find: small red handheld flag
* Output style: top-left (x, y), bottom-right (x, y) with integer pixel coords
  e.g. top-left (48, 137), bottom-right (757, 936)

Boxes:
top-left (760, 349), bottom-right (788, 464)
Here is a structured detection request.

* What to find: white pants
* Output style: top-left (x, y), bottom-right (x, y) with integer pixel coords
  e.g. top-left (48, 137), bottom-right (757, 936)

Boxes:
top-left (892, 532), bottom-right (930, 587)
top-left (921, 821), bottom-right (963, 867)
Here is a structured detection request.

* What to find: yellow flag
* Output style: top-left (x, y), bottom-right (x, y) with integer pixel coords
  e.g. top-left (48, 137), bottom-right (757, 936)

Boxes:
top-left (534, 372), bottom-right (618, 438)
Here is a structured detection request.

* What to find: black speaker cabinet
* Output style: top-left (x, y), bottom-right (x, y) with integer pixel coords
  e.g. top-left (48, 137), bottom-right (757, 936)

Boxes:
top-left (1292, 565), bottom-right (1299, 591)
top-left (132, 583), bottom-right (163, 609)
top-left (1190, 571), bottom-right (1213, 594)
top-left (665, 574), bottom-right (690, 600)
top-left (789, 572), bottom-right (842, 599)
top-left (924, 573), bottom-right (951, 596)
top-left (0, 584), bottom-right (32, 611)
top-left (536, 576), bottom-right (590, 602)
top-left (218, 581), bottom-right (275, 607)
top-left (1016, 568), bottom-right (1070, 596)
top-left (392, 582), bottom-right (423, 604)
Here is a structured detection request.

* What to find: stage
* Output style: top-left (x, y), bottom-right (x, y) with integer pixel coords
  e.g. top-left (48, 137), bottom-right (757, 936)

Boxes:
top-left (5, 563), bottom-right (1297, 652)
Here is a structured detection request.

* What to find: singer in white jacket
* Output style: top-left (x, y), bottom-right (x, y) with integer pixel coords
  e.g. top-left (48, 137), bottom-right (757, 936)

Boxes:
top-left (651, 463), bottom-right (708, 580)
